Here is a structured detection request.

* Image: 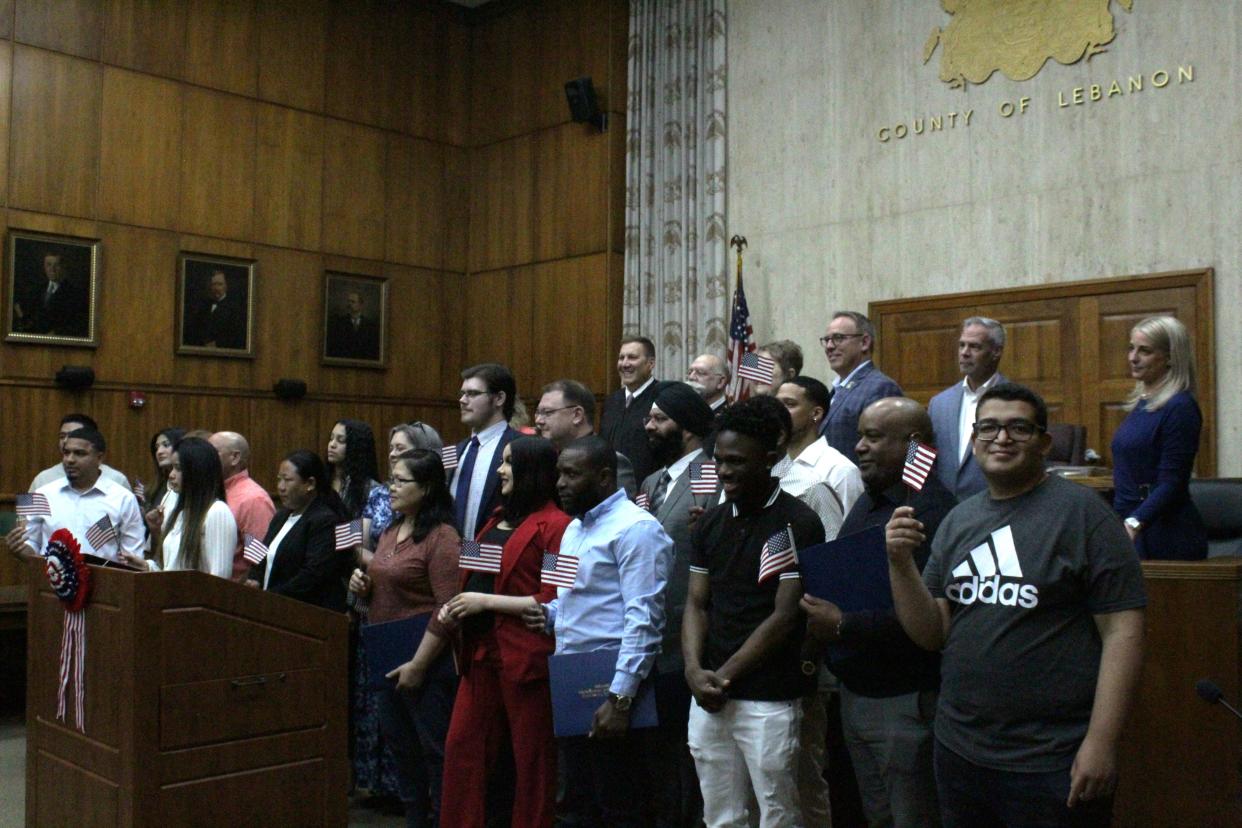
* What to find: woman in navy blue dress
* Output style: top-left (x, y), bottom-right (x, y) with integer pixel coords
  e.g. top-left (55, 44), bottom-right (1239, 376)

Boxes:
top-left (1110, 315), bottom-right (1207, 560)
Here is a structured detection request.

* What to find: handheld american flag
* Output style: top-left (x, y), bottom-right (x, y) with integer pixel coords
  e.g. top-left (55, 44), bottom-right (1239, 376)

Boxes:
top-left (902, 441), bottom-right (937, 492)
top-left (133, 479), bottom-right (146, 504)
top-left (540, 550), bottom-right (579, 589)
top-left (757, 525), bottom-right (798, 583)
top-left (15, 492), bottom-right (51, 517)
top-left (737, 351), bottom-right (776, 384)
top-left (460, 540), bottom-right (503, 574)
top-left (634, 492), bottom-right (651, 511)
top-left (440, 445), bottom-right (459, 471)
top-left (85, 515), bottom-right (117, 551)
top-left (690, 462), bottom-right (718, 495)
top-left (334, 519), bottom-right (363, 551)
top-left (242, 533), bottom-right (269, 565)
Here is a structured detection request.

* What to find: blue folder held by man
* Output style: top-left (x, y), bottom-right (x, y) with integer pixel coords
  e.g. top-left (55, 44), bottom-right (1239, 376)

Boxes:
top-left (798, 525), bottom-right (892, 613)
top-left (548, 647), bottom-right (659, 737)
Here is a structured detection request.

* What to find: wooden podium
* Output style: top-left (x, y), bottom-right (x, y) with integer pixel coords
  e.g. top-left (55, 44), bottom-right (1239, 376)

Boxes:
top-left (1115, 558), bottom-right (1242, 826)
top-left (24, 559), bottom-right (349, 826)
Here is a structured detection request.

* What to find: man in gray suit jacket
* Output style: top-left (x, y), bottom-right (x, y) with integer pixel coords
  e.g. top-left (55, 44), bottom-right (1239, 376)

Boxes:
top-left (640, 381), bottom-right (716, 828)
top-left (818, 310), bottom-right (903, 464)
top-left (927, 317), bottom-right (1007, 499)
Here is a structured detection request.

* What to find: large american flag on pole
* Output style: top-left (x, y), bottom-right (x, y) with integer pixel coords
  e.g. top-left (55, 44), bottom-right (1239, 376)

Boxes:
top-left (540, 550), bottom-right (579, 589)
top-left (459, 540), bottom-right (503, 574)
top-left (15, 493), bottom-right (51, 517)
top-left (725, 272), bottom-right (756, 402)
top-left (757, 525), bottom-right (798, 584)
top-left (85, 515), bottom-right (117, 551)
top-left (902, 441), bottom-right (938, 492)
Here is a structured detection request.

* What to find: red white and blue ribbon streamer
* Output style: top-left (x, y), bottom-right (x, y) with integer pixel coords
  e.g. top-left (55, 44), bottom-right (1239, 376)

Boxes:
top-left (44, 528), bottom-right (91, 733)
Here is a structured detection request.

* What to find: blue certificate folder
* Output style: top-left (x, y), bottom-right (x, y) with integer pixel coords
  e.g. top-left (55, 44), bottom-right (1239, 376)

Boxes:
top-left (361, 613), bottom-right (431, 690)
top-left (798, 525), bottom-right (893, 613)
top-left (548, 648), bottom-right (658, 737)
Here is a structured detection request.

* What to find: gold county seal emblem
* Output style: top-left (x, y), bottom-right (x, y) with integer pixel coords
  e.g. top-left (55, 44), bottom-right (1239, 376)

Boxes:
top-left (923, 0), bottom-right (1134, 88)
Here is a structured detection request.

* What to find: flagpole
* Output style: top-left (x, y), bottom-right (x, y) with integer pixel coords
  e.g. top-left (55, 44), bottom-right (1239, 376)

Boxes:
top-left (728, 235), bottom-right (749, 401)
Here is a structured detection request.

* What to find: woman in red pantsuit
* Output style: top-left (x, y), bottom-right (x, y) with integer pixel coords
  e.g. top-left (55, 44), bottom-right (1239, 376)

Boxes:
top-left (438, 436), bottom-right (569, 828)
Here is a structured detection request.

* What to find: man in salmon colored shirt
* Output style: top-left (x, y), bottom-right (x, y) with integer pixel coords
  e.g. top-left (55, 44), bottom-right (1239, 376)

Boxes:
top-left (210, 431), bottom-right (276, 581)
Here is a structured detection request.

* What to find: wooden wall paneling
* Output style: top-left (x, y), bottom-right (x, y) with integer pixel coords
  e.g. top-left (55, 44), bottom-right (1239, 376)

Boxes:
top-left (101, 0), bottom-right (187, 80)
top-left (986, 299), bottom-right (1078, 423)
top-left (606, 0), bottom-right (628, 113)
top-left (382, 264), bottom-right (450, 399)
top-left (462, 266), bottom-right (536, 394)
top-left (92, 224), bottom-right (180, 385)
top-left (250, 244), bottom-right (321, 387)
top-left (0, 42), bottom-right (11, 207)
top-left (242, 394), bottom-right (314, 491)
top-left (532, 123), bottom-right (609, 263)
top-left (389, 3), bottom-right (469, 144)
top-left (323, 1), bottom-right (385, 128)
top-left (605, 251), bottom-right (624, 393)
top-left (434, 8), bottom-right (470, 147)
top-left (254, 103), bottom-right (323, 250)
top-left (321, 120), bottom-right (386, 260)
top-left (530, 254), bottom-right (612, 393)
top-left (469, 4), bottom-right (534, 146)
top-left (9, 47), bottom-right (101, 218)
top-left (183, 0), bottom-right (258, 98)
top-left (385, 135), bottom-right (446, 270)
top-left (255, 0), bottom-right (326, 112)
top-left (443, 146), bottom-right (469, 273)
top-left (98, 68), bottom-right (182, 229)
top-left (877, 306), bottom-right (967, 406)
top-left (172, 233), bottom-right (255, 389)
top-left (468, 133), bottom-right (535, 273)
top-left (178, 87), bottom-right (256, 240)
top-left (14, 0), bottom-right (100, 60)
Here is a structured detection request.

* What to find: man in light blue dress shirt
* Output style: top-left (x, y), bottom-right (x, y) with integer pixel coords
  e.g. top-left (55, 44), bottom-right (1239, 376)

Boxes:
top-left (532, 435), bottom-right (674, 827)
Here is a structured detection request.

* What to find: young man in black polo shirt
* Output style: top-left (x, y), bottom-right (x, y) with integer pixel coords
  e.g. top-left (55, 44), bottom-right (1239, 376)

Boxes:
top-left (683, 398), bottom-right (825, 828)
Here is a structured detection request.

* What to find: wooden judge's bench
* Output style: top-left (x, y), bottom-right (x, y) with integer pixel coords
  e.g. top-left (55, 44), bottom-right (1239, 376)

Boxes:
top-left (24, 559), bottom-right (348, 826)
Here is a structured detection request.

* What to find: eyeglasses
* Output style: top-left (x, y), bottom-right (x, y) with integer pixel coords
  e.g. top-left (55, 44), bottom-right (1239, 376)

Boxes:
top-left (388, 476), bottom-right (417, 486)
top-left (534, 405), bottom-right (577, 419)
top-left (973, 419), bottom-right (1044, 442)
top-left (819, 333), bottom-right (864, 347)
top-left (459, 389), bottom-right (492, 399)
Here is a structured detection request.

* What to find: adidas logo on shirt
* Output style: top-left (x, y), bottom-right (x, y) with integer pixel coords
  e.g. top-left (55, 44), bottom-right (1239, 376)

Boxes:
top-left (945, 525), bottom-right (1040, 609)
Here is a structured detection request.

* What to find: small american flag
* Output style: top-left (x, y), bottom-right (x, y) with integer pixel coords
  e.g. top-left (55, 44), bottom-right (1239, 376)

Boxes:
top-left (690, 462), bottom-right (718, 495)
top-left (133, 479), bottom-right (146, 504)
top-left (460, 540), bottom-right (503, 574)
top-left (85, 514), bottom-right (117, 551)
top-left (242, 533), bottom-right (269, 565)
top-left (635, 492), bottom-right (651, 510)
top-left (540, 550), bottom-right (579, 589)
top-left (334, 519), bottom-right (363, 551)
top-left (757, 525), bottom-right (798, 583)
top-left (902, 441), bottom-right (938, 492)
top-left (440, 445), bottom-right (459, 471)
top-left (15, 493), bottom-right (51, 517)
top-left (737, 351), bottom-right (776, 384)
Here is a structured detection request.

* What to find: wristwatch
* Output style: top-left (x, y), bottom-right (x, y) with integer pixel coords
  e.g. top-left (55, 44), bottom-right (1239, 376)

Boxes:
top-left (1124, 517), bottom-right (1142, 533)
top-left (608, 692), bottom-right (633, 712)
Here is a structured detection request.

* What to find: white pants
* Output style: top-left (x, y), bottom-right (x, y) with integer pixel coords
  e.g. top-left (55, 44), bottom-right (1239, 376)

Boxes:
top-left (688, 698), bottom-right (804, 828)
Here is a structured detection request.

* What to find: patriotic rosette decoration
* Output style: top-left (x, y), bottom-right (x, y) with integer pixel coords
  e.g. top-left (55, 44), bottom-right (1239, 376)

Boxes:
top-left (44, 528), bottom-right (91, 732)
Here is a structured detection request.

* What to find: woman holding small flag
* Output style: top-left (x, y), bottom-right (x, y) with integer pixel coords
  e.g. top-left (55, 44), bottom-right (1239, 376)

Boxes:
top-left (123, 436), bottom-right (236, 578)
top-left (436, 436), bottom-right (569, 828)
top-left (348, 448), bottom-right (460, 828)
top-left (248, 450), bottom-right (351, 610)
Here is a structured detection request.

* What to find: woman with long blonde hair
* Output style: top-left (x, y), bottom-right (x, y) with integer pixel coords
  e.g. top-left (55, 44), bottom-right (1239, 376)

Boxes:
top-left (1110, 315), bottom-right (1207, 559)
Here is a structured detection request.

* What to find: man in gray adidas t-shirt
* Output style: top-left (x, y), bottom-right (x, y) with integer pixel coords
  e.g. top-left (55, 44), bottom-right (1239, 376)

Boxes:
top-left (885, 383), bottom-right (1145, 828)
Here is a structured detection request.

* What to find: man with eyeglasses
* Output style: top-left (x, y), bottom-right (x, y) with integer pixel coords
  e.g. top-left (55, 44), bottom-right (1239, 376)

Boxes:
top-left (928, 317), bottom-right (1008, 500)
top-left (533, 379), bottom-right (637, 497)
top-left (686, 353), bottom-right (731, 411)
top-left (885, 383), bottom-right (1146, 827)
top-left (452, 363), bottom-right (521, 541)
top-left (818, 311), bottom-right (903, 465)
top-left (600, 336), bottom-right (662, 484)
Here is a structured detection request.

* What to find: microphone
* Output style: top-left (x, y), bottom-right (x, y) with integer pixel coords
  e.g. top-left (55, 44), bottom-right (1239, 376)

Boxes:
top-left (1196, 678), bottom-right (1242, 721)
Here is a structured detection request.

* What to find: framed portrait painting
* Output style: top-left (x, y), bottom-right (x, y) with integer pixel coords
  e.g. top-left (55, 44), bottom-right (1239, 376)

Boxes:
top-left (322, 272), bottom-right (387, 368)
top-left (176, 253), bottom-right (256, 357)
top-left (6, 231), bottom-right (100, 346)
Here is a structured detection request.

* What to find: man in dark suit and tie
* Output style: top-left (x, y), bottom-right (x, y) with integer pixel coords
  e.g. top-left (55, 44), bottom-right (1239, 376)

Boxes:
top-left (326, 289), bottom-right (381, 361)
top-left (185, 270), bottom-right (246, 348)
top-left (927, 317), bottom-right (1007, 500)
top-left (639, 381), bottom-right (716, 827)
top-left (818, 311), bottom-right (903, 464)
top-left (15, 252), bottom-right (90, 337)
top-left (600, 336), bottom-right (662, 483)
top-left (452, 363), bottom-right (521, 542)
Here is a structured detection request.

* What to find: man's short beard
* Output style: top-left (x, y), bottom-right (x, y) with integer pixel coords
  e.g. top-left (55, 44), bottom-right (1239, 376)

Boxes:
top-left (648, 429), bottom-right (684, 467)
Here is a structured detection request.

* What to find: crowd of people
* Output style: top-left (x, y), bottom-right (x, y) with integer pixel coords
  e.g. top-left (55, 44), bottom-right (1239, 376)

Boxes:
top-left (6, 308), bottom-right (1203, 827)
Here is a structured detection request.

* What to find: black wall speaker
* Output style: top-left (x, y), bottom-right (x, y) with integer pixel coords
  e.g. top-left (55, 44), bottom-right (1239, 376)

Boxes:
top-left (564, 76), bottom-right (608, 132)
top-left (273, 378), bottom-right (308, 400)
top-left (54, 365), bottom-right (95, 390)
